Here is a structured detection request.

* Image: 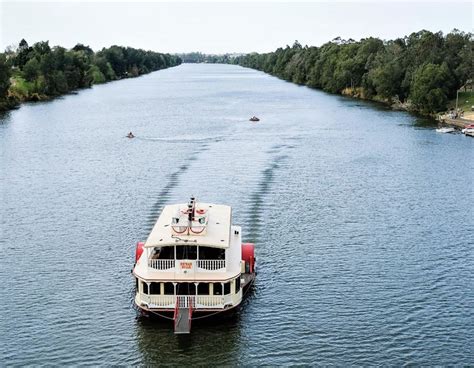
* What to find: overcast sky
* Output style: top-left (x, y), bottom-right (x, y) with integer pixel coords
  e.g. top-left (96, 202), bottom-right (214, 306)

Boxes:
top-left (1, 1), bottom-right (472, 53)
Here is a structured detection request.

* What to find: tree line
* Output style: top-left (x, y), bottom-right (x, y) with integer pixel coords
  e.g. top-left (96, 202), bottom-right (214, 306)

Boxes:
top-left (230, 30), bottom-right (473, 114)
top-left (178, 52), bottom-right (241, 64)
top-left (0, 39), bottom-right (182, 111)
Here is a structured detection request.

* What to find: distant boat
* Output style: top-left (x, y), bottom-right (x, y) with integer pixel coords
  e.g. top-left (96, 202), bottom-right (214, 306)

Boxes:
top-left (127, 132), bottom-right (135, 138)
top-left (249, 116), bottom-right (260, 122)
top-left (436, 127), bottom-right (455, 133)
top-left (461, 124), bottom-right (474, 134)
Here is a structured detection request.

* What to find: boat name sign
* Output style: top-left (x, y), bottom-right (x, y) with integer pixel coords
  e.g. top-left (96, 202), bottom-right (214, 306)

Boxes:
top-left (180, 261), bottom-right (193, 270)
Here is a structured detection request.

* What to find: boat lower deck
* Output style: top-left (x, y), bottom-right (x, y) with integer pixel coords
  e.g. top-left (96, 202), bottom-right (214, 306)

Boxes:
top-left (136, 272), bottom-right (255, 315)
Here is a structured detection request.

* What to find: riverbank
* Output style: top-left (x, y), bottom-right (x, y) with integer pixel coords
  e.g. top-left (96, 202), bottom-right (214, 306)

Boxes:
top-left (227, 65), bottom-right (457, 120)
top-left (230, 31), bottom-right (471, 119)
top-left (0, 40), bottom-right (182, 113)
top-left (3, 68), bottom-right (180, 111)
top-left (340, 86), bottom-right (419, 114)
top-left (437, 91), bottom-right (474, 128)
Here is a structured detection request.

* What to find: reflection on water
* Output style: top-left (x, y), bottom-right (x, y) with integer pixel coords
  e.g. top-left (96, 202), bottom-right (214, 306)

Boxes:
top-left (1, 64), bottom-right (472, 365)
top-left (135, 309), bottom-right (243, 365)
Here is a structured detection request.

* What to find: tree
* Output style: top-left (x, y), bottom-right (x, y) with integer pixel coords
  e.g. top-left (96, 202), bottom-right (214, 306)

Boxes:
top-left (15, 39), bottom-right (33, 68)
top-left (0, 54), bottom-right (11, 100)
top-left (72, 43), bottom-right (93, 56)
top-left (4, 39), bottom-right (181, 107)
top-left (23, 57), bottom-right (40, 81)
top-left (232, 30), bottom-right (472, 114)
top-left (410, 63), bottom-right (452, 113)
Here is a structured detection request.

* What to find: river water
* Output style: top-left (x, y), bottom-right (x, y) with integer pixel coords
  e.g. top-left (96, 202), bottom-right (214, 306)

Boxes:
top-left (1, 64), bottom-right (472, 365)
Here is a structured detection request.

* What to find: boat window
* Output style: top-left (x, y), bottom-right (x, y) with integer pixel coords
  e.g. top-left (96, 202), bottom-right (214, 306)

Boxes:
top-left (176, 282), bottom-right (196, 295)
top-left (142, 281), bottom-right (148, 294)
top-left (163, 282), bottom-right (174, 295)
top-left (198, 283), bottom-right (209, 295)
top-left (199, 246), bottom-right (225, 260)
top-left (150, 282), bottom-right (161, 295)
top-left (135, 277), bottom-right (138, 291)
top-left (176, 245), bottom-right (197, 260)
top-left (151, 246), bottom-right (174, 260)
top-left (224, 282), bottom-right (231, 295)
top-left (213, 283), bottom-right (222, 295)
top-left (235, 276), bottom-right (241, 291)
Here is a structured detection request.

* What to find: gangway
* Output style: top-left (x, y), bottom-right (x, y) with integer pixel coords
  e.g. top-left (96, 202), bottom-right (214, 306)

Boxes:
top-left (174, 296), bottom-right (194, 334)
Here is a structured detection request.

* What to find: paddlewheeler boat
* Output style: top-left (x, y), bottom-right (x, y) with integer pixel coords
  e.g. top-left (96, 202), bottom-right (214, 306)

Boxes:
top-left (132, 197), bottom-right (256, 333)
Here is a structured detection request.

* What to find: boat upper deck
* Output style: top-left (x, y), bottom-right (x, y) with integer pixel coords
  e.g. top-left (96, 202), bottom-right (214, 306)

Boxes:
top-left (144, 202), bottom-right (232, 248)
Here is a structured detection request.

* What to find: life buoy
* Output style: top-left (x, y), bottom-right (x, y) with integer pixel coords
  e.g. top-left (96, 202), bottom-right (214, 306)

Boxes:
top-left (189, 226), bottom-right (205, 234)
top-left (172, 225), bottom-right (188, 234)
top-left (196, 209), bottom-right (206, 215)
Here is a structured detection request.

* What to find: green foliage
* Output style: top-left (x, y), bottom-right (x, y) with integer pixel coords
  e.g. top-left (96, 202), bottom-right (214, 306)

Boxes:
top-left (231, 30), bottom-right (473, 114)
top-left (410, 63), bottom-right (452, 113)
top-left (23, 57), bottom-right (40, 82)
top-left (0, 53), bottom-right (17, 110)
top-left (1, 40), bottom-right (182, 109)
top-left (178, 52), bottom-right (235, 64)
top-left (0, 53), bottom-right (11, 97)
top-left (448, 91), bottom-right (474, 111)
top-left (9, 76), bottom-right (34, 100)
top-left (88, 65), bottom-right (106, 84)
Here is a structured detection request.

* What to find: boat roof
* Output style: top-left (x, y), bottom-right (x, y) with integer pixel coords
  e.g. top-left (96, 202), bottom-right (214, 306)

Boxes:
top-left (144, 202), bottom-right (232, 248)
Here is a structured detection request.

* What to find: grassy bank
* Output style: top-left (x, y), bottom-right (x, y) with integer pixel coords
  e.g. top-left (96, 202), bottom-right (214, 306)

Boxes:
top-left (448, 91), bottom-right (474, 111)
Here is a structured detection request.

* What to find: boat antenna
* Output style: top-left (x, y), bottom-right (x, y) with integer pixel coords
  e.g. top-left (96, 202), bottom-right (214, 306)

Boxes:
top-left (190, 196), bottom-right (196, 219)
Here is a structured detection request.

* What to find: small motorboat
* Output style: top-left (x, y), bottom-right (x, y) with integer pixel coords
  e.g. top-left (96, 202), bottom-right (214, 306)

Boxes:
top-left (127, 132), bottom-right (135, 138)
top-left (436, 127), bottom-right (455, 133)
top-left (249, 116), bottom-right (260, 122)
top-left (461, 124), bottom-right (474, 134)
top-left (463, 127), bottom-right (474, 137)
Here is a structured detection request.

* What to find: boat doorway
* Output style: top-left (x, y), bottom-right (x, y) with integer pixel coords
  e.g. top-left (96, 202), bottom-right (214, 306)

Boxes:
top-left (176, 283), bottom-right (196, 296)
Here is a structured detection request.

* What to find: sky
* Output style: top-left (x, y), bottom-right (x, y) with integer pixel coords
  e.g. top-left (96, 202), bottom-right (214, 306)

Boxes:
top-left (0, 1), bottom-right (472, 54)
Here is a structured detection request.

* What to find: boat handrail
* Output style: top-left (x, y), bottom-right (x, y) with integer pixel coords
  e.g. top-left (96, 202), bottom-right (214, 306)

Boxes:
top-left (144, 294), bottom-right (230, 309)
top-left (196, 259), bottom-right (226, 270)
top-left (148, 258), bottom-right (226, 271)
top-left (148, 259), bottom-right (176, 270)
top-left (176, 295), bottom-right (195, 308)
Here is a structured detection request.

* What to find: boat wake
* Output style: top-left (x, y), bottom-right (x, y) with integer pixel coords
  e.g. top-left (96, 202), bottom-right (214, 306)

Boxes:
top-left (135, 135), bottom-right (225, 144)
top-left (242, 142), bottom-right (295, 242)
top-left (144, 144), bottom-right (210, 233)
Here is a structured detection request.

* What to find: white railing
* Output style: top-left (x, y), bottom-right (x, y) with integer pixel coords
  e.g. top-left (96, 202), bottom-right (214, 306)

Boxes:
top-left (142, 294), bottom-right (175, 308)
top-left (176, 295), bottom-right (195, 308)
top-left (148, 259), bottom-right (175, 270)
top-left (148, 259), bottom-right (225, 272)
top-left (196, 295), bottom-right (226, 308)
top-left (138, 294), bottom-right (236, 309)
top-left (197, 259), bottom-right (226, 271)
